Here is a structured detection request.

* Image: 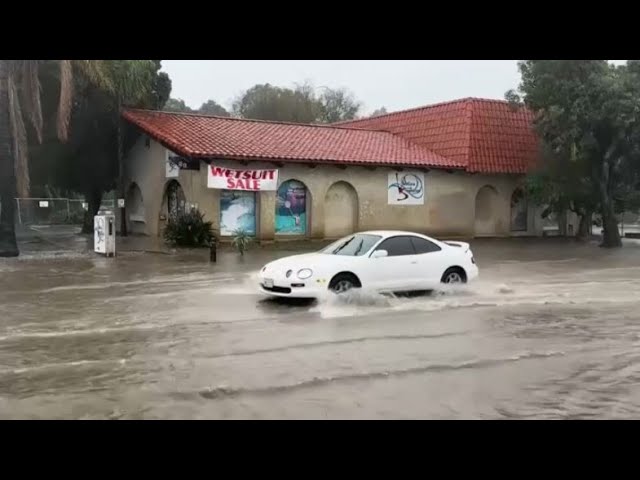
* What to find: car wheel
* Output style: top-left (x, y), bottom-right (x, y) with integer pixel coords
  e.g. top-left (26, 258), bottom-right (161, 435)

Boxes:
top-left (329, 273), bottom-right (359, 294)
top-left (441, 267), bottom-right (467, 284)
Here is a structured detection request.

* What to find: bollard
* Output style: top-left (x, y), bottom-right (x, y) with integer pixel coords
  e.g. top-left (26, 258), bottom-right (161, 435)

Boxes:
top-left (209, 243), bottom-right (217, 263)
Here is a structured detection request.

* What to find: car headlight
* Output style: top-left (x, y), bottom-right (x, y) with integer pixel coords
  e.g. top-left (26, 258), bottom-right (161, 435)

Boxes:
top-left (297, 268), bottom-right (313, 279)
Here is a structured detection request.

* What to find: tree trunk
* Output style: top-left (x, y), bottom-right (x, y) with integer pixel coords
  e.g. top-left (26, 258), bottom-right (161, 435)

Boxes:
top-left (598, 163), bottom-right (622, 248)
top-left (81, 189), bottom-right (103, 234)
top-left (601, 208), bottom-right (622, 247)
top-left (117, 100), bottom-right (127, 237)
top-left (0, 61), bottom-right (19, 257)
top-left (576, 210), bottom-right (592, 242)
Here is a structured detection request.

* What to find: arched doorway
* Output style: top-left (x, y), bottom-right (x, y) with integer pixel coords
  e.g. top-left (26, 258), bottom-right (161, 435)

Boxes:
top-left (276, 179), bottom-right (309, 235)
top-left (164, 180), bottom-right (186, 222)
top-left (474, 185), bottom-right (499, 237)
top-left (126, 183), bottom-right (146, 234)
top-left (324, 181), bottom-right (358, 238)
top-left (510, 187), bottom-right (528, 232)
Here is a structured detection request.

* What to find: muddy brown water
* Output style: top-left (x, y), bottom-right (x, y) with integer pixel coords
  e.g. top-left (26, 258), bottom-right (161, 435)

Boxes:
top-left (2, 231), bottom-right (640, 419)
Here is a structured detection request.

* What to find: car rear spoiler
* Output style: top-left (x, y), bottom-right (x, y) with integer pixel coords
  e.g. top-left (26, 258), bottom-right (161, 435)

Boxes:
top-left (444, 241), bottom-right (470, 252)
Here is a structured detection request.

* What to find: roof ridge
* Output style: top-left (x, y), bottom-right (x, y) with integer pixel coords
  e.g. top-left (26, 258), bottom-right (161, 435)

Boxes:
top-left (464, 100), bottom-right (475, 165)
top-left (334, 97), bottom-right (519, 125)
top-left (123, 108), bottom-right (390, 133)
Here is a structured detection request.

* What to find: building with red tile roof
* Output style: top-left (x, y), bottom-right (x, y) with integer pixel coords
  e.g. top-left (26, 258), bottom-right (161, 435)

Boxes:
top-left (121, 98), bottom-right (570, 243)
top-left (122, 109), bottom-right (464, 170)
top-left (334, 98), bottom-right (538, 174)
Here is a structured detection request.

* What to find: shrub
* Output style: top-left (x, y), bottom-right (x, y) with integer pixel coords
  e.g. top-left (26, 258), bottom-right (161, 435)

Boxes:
top-left (231, 229), bottom-right (252, 255)
top-left (164, 209), bottom-right (216, 248)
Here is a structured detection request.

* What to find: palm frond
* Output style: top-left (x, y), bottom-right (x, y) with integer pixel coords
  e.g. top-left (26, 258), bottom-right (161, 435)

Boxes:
top-left (56, 60), bottom-right (73, 142)
top-left (73, 60), bottom-right (114, 93)
top-left (19, 60), bottom-right (43, 144)
top-left (110, 60), bottom-right (155, 106)
top-left (7, 72), bottom-right (30, 198)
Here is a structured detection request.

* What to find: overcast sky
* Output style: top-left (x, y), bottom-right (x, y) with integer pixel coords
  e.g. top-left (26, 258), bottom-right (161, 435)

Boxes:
top-left (161, 60), bottom-right (627, 115)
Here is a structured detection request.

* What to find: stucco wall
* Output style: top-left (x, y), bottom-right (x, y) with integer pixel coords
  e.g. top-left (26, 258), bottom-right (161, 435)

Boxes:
top-left (123, 138), bottom-right (572, 240)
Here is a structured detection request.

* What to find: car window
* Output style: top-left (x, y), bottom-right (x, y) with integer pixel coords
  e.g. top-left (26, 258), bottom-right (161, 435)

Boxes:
top-left (410, 236), bottom-right (442, 254)
top-left (374, 236), bottom-right (415, 257)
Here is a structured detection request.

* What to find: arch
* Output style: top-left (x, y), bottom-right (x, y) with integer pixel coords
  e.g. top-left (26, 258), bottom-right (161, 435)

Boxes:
top-left (275, 179), bottom-right (310, 235)
top-left (126, 182), bottom-right (146, 234)
top-left (510, 187), bottom-right (528, 232)
top-left (324, 181), bottom-right (359, 238)
top-left (163, 180), bottom-right (186, 222)
top-left (474, 185), bottom-right (499, 237)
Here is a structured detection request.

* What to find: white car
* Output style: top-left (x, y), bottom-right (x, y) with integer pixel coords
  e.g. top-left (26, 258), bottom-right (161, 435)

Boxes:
top-left (258, 230), bottom-right (478, 298)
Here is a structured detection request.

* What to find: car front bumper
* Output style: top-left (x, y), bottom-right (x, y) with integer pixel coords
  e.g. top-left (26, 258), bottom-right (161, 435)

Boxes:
top-left (258, 272), bottom-right (327, 298)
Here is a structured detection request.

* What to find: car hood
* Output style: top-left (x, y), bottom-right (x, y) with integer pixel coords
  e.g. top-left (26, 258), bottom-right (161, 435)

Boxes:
top-left (263, 253), bottom-right (325, 273)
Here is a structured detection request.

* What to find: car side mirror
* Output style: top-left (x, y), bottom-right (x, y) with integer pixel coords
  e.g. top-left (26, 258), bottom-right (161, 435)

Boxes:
top-left (371, 249), bottom-right (388, 258)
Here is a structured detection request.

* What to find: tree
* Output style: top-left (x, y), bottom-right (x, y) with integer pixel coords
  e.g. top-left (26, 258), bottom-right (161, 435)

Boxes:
top-left (163, 98), bottom-right (193, 113)
top-left (29, 61), bottom-right (170, 234)
top-left (508, 60), bottom-right (640, 248)
top-left (370, 107), bottom-right (388, 117)
top-left (232, 83), bottom-right (320, 123)
top-left (0, 60), bottom-right (111, 257)
top-left (198, 99), bottom-right (229, 116)
top-left (524, 148), bottom-right (598, 240)
top-left (318, 87), bottom-right (361, 123)
top-left (107, 60), bottom-right (166, 236)
top-left (232, 82), bottom-right (362, 123)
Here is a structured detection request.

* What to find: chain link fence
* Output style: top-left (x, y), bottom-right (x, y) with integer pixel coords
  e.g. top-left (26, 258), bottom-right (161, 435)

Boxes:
top-left (15, 198), bottom-right (116, 226)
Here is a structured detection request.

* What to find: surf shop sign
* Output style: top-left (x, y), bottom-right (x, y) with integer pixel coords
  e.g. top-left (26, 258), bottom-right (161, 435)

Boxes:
top-left (207, 165), bottom-right (279, 191)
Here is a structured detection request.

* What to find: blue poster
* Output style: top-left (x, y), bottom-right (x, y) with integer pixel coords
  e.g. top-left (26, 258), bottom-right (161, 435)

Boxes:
top-left (220, 190), bottom-right (256, 236)
top-left (276, 180), bottom-right (307, 235)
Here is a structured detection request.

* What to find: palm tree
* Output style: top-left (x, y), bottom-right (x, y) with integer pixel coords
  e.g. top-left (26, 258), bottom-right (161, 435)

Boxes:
top-left (106, 60), bottom-right (157, 237)
top-left (0, 60), bottom-right (111, 257)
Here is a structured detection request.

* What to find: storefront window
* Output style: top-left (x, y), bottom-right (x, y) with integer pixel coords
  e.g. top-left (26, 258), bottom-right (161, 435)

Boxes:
top-left (220, 190), bottom-right (256, 236)
top-left (275, 180), bottom-right (307, 235)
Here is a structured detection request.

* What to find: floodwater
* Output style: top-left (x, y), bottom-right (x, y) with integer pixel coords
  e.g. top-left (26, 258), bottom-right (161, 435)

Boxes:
top-left (2, 229), bottom-right (640, 419)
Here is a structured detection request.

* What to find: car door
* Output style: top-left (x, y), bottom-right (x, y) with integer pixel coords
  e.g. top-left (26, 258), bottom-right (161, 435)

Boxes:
top-left (409, 236), bottom-right (447, 288)
top-left (368, 236), bottom-right (419, 292)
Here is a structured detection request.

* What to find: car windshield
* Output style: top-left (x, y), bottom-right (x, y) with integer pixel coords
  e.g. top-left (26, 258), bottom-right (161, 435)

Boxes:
top-left (321, 234), bottom-right (382, 256)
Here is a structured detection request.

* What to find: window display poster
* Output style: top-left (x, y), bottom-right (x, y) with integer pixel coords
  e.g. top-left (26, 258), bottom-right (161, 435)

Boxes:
top-left (220, 190), bottom-right (256, 236)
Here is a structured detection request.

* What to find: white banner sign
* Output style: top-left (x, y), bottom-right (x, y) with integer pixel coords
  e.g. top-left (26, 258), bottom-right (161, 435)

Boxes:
top-left (387, 171), bottom-right (425, 205)
top-left (208, 165), bottom-right (279, 191)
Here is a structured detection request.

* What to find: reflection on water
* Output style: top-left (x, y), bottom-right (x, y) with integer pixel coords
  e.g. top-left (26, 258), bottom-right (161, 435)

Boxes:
top-left (2, 237), bottom-right (640, 419)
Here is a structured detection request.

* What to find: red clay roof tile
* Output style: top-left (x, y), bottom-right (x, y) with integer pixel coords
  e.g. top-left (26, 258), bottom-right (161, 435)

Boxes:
top-left (337, 98), bottom-right (538, 174)
top-left (122, 109), bottom-right (464, 170)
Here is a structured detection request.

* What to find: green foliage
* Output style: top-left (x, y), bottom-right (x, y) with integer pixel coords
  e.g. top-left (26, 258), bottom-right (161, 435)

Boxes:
top-left (28, 60), bottom-right (171, 233)
top-left (164, 98), bottom-right (230, 117)
top-left (231, 229), bottom-right (252, 256)
top-left (163, 209), bottom-right (216, 248)
top-left (370, 107), bottom-right (388, 117)
top-left (232, 82), bottom-right (361, 123)
top-left (164, 98), bottom-right (193, 112)
top-left (198, 100), bottom-right (230, 116)
top-left (317, 87), bottom-right (361, 123)
top-left (509, 60), bottom-right (640, 247)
